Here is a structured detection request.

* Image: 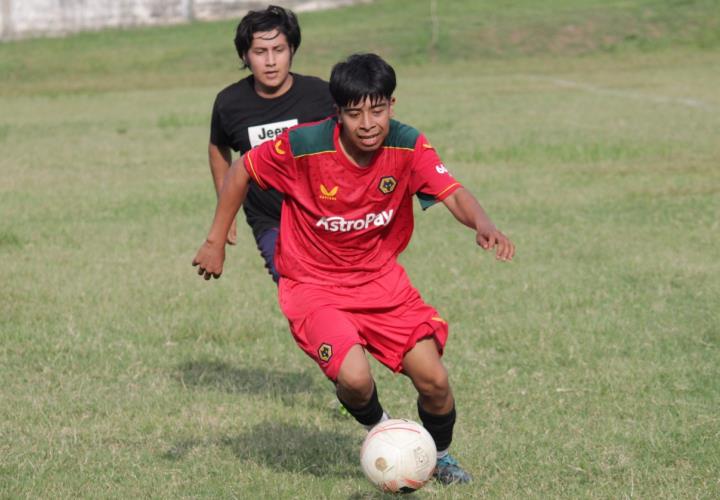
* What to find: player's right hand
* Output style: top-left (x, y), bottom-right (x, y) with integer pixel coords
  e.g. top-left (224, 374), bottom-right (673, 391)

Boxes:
top-left (226, 218), bottom-right (237, 245)
top-left (192, 240), bottom-right (226, 280)
top-left (476, 225), bottom-right (515, 262)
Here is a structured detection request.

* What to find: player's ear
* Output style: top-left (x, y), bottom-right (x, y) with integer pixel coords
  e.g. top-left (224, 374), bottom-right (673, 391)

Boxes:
top-left (335, 105), bottom-right (342, 123)
top-left (389, 97), bottom-right (396, 117)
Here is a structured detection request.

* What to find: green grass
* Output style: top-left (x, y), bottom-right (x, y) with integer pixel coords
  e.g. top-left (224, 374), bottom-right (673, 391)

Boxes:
top-left (1, 0), bottom-right (719, 497)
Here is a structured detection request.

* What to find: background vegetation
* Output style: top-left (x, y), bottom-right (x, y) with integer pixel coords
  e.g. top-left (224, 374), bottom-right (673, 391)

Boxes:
top-left (1, 0), bottom-right (718, 497)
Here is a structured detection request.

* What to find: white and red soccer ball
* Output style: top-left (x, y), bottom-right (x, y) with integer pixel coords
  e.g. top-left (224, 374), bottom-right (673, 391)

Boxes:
top-left (360, 418), bottom-right (436, 493)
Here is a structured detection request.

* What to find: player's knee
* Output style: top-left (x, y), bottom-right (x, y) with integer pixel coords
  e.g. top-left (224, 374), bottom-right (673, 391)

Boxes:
top-left (414, 369), bottom-right (450, 401)
top-left (336, 355), bottom-right (374, 403)
top-left (337, 370), bottom-right (374, 401)
top-left (336, 344), bottom-right (373, 399)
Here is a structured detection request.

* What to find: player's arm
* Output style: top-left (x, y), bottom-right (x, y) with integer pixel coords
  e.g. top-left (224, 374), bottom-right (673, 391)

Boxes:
top-left (193, 159), bottom-right (251, 280)
top-left (208, 142), bottom-right (232, 194)
top-left (208, 142), bottom-right (238, 245)
top-left (442, 188), bottom-right (515, 261)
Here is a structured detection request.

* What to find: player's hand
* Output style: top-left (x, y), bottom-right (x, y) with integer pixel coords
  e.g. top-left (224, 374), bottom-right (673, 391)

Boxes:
top-left (226, 217), bottom-right (237, 245)
top-left (192, 240), bottom-right (226, 280)
top-left (476, 225), bottom-right (515, 261)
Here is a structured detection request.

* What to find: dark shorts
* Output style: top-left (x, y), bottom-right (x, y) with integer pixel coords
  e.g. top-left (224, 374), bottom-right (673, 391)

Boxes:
top-left (255, 227), bottom-right (280, 284)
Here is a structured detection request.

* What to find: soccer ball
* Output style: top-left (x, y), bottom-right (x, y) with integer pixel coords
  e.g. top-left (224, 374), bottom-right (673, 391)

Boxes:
top-left (360, 418), bottom-right (437, 493)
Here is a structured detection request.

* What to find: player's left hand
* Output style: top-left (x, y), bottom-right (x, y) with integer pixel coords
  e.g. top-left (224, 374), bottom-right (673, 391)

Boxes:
top-left (476, 227), bottom-right (515, 261)
top-left (192, 240), bottom-right (226, 280)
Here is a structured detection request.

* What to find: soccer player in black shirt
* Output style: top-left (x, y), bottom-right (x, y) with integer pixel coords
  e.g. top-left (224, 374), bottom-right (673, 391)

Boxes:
top-left (208, 5), bottom-right (335, 282)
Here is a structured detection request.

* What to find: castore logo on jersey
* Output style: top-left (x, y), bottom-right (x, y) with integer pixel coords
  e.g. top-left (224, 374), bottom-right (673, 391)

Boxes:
top-left (319, 184), bottom-right (339, 200)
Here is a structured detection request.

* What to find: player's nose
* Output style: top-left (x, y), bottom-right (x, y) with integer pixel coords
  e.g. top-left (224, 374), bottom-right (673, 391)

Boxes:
top-left (360, 113), bottom-right (373, 129)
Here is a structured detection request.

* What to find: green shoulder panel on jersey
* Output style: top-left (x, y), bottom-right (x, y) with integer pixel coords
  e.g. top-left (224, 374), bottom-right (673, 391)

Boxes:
top-left (416, 192), bottom-right (439, 210)
top-left (289, 119), bottom-right (336, 158)
top-left (385, 120), bottom-right (420, 150)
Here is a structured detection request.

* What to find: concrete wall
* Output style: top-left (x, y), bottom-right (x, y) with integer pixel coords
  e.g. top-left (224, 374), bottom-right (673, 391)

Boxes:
top-left (0, 0), bottom-right (366, 40)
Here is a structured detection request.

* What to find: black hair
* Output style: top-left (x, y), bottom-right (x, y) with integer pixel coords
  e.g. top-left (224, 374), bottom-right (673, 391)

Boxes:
top-left (234, 5), bottom-right (301, 69)
top-left (329, 53), bottom-right (396, 108)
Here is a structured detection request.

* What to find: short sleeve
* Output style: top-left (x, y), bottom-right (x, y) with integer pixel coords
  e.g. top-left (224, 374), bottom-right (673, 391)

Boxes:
top-left (209, 98), bottom-right (230, 147)
top-left (409, 134), bottom-right (463, 210)
top-left (242, 129), bottom-right (296, 194)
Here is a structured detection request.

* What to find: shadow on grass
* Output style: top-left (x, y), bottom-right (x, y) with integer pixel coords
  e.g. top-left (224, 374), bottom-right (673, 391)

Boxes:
top-left (164, 421), bottom-right (363, 478)
top-left (176, 359), bottom-right (318, 397)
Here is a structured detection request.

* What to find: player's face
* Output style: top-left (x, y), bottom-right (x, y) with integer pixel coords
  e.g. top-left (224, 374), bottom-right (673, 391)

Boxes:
top-left (245, 30), bottom-right (293, 97)
top-left (337, 97), bottom-right (395, 164)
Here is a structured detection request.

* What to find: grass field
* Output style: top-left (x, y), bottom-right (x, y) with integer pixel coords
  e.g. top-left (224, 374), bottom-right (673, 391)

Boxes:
top-left (1, 0), bottom-right (719, 497)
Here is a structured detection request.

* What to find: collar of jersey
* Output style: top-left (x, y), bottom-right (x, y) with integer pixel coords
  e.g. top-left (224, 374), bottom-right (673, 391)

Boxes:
top-left (332, 121), bottom-right (383, 173)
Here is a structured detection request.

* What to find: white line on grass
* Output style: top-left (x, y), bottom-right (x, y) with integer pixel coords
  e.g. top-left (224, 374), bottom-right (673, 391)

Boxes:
top-left (527, 76), bottom-right (716, 112)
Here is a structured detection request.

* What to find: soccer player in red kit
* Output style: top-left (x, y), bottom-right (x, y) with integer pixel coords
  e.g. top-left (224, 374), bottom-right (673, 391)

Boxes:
top-left (193, 53), bottom-right (515, 485)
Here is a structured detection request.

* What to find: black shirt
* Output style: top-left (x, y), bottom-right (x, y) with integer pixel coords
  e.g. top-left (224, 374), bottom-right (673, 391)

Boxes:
top-left (210, 73), bottom-right (335, 239)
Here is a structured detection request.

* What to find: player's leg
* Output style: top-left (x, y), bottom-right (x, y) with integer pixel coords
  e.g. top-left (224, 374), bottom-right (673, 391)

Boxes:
top-left (403, 338), bottom-right (472, 485)
top-left (403, 338), bottom-right (455, 448)
top-left (255, 226), bottom-right (280, 283)
top-left (278, 282), bottom-right (390, 430)
top-left (402, 338), bottom-right (453, 413)
top-left (336, 344), bottom-right (374, 406)
top-left (335, 345), bottom-right (390, 430)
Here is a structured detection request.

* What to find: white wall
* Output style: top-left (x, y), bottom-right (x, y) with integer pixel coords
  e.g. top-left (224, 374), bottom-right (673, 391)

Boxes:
top-left (0, 0), bottom-right (367, 40)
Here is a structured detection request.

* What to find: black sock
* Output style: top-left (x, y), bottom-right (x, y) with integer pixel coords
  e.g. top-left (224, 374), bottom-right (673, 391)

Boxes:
top-left (337, 384), bottom-right (384, 427)
top-left (417, 400), bottom-right (456, 452)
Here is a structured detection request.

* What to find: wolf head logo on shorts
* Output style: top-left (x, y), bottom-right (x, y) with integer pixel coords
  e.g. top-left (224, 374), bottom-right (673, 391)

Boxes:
top-left (318, 343), bottom-right (333, 362)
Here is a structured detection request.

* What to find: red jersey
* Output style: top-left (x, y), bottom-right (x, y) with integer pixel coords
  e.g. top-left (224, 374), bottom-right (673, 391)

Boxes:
top-left (243, 118), bottom-right (462, 286)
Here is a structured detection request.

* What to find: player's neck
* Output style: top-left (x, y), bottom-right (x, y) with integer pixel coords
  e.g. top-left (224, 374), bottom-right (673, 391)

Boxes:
top-left (338, 133), bottom-right (375, 168)
top-left (254, 73), bottom-right (294, 99)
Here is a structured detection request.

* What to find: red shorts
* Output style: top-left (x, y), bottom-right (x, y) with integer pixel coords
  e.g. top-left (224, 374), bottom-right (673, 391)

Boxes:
top-left (278, 263), bottom-right (449, 381)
